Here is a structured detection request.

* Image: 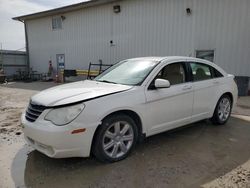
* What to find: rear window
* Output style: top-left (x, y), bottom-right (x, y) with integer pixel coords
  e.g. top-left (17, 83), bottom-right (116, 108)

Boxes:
top-left (190, 62), bottom-right (224, 81)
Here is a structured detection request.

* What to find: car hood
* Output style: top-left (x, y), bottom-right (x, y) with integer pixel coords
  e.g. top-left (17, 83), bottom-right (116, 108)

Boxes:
top-left (31, 80), bottom-right (132, 107)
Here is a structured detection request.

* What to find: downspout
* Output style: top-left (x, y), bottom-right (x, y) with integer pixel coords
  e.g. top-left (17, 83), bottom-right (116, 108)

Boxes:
top-left (24, 21), bottom-right (30, 71)
top-left (20, 20), bottom-right (30, 72)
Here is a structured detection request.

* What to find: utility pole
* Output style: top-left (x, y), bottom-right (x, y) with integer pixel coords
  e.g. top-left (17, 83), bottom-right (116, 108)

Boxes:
top-left (0, 43), bottom-right (3, 70)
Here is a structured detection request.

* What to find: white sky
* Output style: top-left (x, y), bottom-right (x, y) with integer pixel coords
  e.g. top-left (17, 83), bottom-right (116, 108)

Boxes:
top-left (0, 0), bottom-right (86, 51)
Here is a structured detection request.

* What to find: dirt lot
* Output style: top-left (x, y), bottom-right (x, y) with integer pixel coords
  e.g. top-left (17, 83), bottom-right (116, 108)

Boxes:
top-left (0, 82), bottom-right (250, 188)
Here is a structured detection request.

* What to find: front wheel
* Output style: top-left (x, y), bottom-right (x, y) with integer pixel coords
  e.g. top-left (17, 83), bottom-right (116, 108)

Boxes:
top-left (211, 95), bottom-right (232, 125)
top-left (92, 114), bottom-right (138, 163)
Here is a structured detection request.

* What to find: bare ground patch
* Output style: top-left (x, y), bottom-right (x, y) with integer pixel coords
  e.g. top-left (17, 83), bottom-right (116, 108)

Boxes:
top-left (0, 86), bottom-right (37, 139)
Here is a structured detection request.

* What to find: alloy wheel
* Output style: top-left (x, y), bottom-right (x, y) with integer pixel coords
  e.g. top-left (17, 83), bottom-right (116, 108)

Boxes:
top-left (218, 97), bottom-right (231, 122)
top-left (102, 121), bottom-right (134, 159)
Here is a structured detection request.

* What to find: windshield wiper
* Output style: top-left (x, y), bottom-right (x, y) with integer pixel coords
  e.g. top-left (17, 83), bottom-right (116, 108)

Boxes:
top-left (97, 80), bottom-right (118, 84)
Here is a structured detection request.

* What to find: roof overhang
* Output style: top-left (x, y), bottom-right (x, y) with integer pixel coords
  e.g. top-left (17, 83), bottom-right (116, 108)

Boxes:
top-left (13, 0), bottom-right (119, 22)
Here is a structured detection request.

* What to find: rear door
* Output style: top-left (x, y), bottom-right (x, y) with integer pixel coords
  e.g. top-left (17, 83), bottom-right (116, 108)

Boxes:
top-left (188, 62), bottom-right (220, 121)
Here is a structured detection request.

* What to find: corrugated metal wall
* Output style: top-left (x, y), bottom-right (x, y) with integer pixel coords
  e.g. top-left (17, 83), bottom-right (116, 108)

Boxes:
top-left (26, 0), bottom-right (250, 76)
top-left (1, 53), bottom-right (27, 76)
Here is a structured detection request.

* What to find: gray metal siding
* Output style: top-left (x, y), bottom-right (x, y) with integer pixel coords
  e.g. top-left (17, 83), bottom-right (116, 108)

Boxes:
top-left (1, 54), bottom-right (27, 76)
top-left (2, 54), bottom-right (26, 66)
top-left (27, 3), bottom-right (113, 73)
top-left (27, 0), bottom-right (250, 76)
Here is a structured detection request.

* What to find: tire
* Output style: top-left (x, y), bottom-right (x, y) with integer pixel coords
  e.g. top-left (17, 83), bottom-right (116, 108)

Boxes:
top-left (211, 95), bottom-right (232, 125)
top-left (92, 114), bottom-right (138, 163)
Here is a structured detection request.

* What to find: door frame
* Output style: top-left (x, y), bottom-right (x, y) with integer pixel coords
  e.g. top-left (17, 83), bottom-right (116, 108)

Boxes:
top-left (56, 54), bottom-right (65, 73)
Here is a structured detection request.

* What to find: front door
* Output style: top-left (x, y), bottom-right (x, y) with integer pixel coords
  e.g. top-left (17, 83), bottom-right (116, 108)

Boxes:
top-left (145, 62), bottom-right (194, 136)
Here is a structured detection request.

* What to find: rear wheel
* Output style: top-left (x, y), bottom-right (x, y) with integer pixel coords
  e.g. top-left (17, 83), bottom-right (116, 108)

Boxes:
top-left (93, 114), bottom-right (138, 163)
top-left (211, 95), bottom-right (232, 125)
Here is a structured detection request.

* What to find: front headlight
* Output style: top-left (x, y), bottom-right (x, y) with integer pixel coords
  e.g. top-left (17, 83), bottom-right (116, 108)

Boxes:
top-left (44, 103), bottom-right (85, 126)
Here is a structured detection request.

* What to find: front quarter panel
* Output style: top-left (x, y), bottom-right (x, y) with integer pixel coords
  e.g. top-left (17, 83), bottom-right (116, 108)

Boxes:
top-left (75, 87), bottom-right (147, 133)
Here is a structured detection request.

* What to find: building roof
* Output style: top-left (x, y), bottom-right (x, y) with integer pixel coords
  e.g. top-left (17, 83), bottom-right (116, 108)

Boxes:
top-left (13, 0), bottom-right (119, 22)
top-left (0, 50), bottom-right (26, 56)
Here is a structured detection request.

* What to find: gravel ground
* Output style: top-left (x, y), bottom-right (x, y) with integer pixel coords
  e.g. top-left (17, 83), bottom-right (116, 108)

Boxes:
top-left (203, 161), bottom-right (250, 188)
top-left (0, 86), bottom-right (35, 139)
top-left (0, 81), bottom-right (250, 188)
top-left (0, 82), bottom-right (57, 139)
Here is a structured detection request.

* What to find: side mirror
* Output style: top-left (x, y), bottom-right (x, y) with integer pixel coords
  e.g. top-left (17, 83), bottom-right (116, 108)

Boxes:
top-left (155, 79), bottom-right (170, 89)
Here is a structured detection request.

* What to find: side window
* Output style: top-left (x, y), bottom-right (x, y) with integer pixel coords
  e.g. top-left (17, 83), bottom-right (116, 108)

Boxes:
top-left (156, 63), bottom-right (186, 85)
top-left (212, 67), bottom-right (224, 78)
top-left (190, 63), bottom-right (212, 81)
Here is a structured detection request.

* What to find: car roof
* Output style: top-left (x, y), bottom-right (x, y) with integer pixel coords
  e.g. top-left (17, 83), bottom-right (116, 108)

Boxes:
top-left (126, 57), bottom-right (166, 62)
top-left (127, 56), bottom-right (227, 75)
top-left (127, 56), bottom-right (208, 62)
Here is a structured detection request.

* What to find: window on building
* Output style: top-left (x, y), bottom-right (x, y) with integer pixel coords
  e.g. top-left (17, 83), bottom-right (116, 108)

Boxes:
top-left (52, 17), bottom-right (62, 30)
top-left (190, 63), bottom-right (212, 81)
top-left (196, 50), bottom-right (214, 62)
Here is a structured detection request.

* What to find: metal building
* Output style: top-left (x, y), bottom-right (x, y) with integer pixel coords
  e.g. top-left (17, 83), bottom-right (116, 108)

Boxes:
top-left (13, 0), bottom-right (250, 89)
top-left (0, 50), bottom-right (27, 77)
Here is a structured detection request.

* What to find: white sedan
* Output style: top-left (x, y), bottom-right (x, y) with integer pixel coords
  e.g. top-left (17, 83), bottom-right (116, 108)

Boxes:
top-left (21, 56), bottom-right (238, 162)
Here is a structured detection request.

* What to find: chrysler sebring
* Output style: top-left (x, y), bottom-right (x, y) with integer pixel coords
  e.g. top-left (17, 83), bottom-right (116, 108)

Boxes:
top-left (21, 56), bottom-right (238, 162)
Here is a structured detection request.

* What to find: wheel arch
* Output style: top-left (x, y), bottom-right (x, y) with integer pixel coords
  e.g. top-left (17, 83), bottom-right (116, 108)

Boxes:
top-left (90, 109), bottom-right (144, 154)
top-left (211, 92), bottom-right (234, 125)
top-left (221, 92), bottom-right (234, 105)
top-left (213, 92), bottom-right (234, 113)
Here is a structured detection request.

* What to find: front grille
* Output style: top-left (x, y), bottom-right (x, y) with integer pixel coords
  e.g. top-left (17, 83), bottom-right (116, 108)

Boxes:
top-left (25, 102), bottom-right (46, 122)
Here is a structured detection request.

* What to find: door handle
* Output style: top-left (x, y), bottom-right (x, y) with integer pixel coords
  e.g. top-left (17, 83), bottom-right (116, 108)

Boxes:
top-left (182, 85), bottom-right (192, 90)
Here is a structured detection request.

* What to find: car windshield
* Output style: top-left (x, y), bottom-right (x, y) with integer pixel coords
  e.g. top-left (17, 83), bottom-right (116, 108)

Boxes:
top-left (94, 59), bottom-right (158, 86)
